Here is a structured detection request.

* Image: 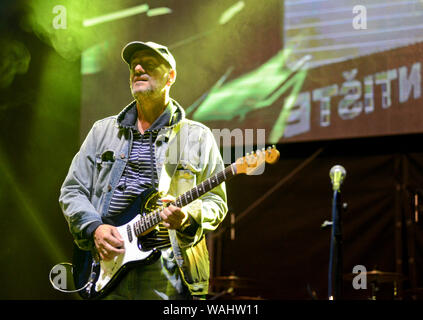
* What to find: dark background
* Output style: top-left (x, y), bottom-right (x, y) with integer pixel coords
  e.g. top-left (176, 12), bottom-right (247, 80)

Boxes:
top-left (0, 0), bottom-right (422, 300)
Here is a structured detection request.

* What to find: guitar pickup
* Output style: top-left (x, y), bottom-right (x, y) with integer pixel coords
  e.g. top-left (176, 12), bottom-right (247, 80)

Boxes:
top-left (127, 224), bottom-right (133, 243)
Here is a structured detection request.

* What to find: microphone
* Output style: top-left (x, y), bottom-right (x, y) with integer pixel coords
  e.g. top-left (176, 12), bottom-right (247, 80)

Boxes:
top-left (330, 165), bottom-right (346, 191)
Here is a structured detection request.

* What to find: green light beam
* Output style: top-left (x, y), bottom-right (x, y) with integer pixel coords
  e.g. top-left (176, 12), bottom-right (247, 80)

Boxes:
top-left (255, 54), bottom-right (311, 108)
top-left (147, 7), bottom-right (172, 17)
top-left (170, 1), bottom-right (246, 49)
top-left (269, 68), bottom-right (308, 143)
top-left (83, 4), bottom-right (149, 27)
top-left (169, 29), bottom-right (215, 50)
top-left (191, 46), bottom-right (297, 122)
top-left (185, 66), bottom-right (234, 115)
top-left (0, 145), bottom-right (66, 264)
top-left (219, 1), bottom-right (245, 25)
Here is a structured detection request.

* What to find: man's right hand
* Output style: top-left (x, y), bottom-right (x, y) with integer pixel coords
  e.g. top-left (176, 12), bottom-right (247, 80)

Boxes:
top-left (93, 224), bottom-right (125, 261)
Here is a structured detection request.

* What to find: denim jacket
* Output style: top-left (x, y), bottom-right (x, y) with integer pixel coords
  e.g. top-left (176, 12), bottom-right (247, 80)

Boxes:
top-left (59, 99), bottom-right (228, 295)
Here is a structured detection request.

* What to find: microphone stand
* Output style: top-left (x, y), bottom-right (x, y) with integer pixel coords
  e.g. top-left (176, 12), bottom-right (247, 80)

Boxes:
top-left (328, 189), bottom-right (344, 300)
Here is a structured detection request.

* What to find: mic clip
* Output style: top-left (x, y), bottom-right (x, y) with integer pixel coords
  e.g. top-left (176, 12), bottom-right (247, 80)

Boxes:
top-left (321, 220), bottom-right (333, 229)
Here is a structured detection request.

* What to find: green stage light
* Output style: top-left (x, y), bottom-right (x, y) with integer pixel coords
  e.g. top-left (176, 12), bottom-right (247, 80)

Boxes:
top-left (81, 41), bottom-right (110, 75)
top-left (0, 39), bottom-right (31, 88)
top-left (219, 1), bottom-right (245, 25)
top-left (191, 46), bottom-right (300, 120)
top-left (146, 7), bottom-right (173, 17)
top-left (269, 68), bottom-right (308, 143)
top-left (23, 0), bottom-right (122, 61)
top-left (83, 4), bottom-right (149, 27)
top-left (0, 146), bottom-right (66, 263)
top-left (190, 44), bottom-right (309, 143)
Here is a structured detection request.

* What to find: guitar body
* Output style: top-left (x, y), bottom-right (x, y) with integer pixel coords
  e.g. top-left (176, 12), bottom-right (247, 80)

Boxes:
top-left (68, 146), bottom-right (280, 300)
top-left (73, 187), bottom-right (162, 300)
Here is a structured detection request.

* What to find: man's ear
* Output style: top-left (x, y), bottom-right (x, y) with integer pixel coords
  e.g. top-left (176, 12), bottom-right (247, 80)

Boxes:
top-left (167, 69), bottom-right (176, 86)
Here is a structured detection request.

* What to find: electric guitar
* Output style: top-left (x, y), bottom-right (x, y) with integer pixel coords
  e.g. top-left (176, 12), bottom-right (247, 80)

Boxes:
top-left (72, 146), bottom-right (280, 299)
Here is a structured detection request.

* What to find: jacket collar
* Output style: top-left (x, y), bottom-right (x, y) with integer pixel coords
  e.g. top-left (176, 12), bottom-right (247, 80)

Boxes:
top-left (117, 99), bottom-right (185, 131)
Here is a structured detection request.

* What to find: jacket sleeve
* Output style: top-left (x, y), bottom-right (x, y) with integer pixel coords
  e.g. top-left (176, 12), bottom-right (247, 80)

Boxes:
top-left (59, 123), bottom-right (103, 251)
top-left (176, 126), bottom-right (228, 248)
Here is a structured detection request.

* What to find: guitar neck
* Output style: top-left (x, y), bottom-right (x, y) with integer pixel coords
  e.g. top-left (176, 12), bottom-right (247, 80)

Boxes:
top-left (174, 163), bottom-right (236, 207)
top-left (133, 163), bottom-right (237, 237)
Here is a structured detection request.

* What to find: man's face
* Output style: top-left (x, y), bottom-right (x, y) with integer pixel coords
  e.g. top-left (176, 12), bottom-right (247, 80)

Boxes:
top-left (129, 49), bottom-right (173, 99)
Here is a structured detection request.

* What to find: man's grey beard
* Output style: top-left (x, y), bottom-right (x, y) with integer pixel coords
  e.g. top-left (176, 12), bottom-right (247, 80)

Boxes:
top-left (131, 87), bottom-right (154, 100)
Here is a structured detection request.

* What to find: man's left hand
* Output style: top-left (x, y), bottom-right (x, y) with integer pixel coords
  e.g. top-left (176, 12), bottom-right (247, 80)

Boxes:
top-left (160, 196), bottom-right (188, 229)
top-left (160, 204), bottom-right (187, 229)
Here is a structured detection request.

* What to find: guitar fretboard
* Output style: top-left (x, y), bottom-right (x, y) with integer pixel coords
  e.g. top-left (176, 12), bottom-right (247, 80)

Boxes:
top-left (133, 163), bottom-right (236, 237)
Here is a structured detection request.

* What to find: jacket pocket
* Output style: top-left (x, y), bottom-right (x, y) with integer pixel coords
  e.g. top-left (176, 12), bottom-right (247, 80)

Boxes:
top-left (93, 151), bottom-right (115, 197)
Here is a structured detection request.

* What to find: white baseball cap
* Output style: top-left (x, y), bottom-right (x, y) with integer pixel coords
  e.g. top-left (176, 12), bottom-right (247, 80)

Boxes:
top-left (121, 41), bottom-right (176, 71)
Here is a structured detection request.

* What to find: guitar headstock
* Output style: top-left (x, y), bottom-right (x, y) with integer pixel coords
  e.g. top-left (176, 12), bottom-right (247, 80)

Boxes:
top-left (235, 145), bottom-right (280, 175)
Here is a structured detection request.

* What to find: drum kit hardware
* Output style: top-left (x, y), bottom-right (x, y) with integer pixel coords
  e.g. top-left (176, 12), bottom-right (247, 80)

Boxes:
top-left (209, 270), bottom-right (415, 300)
top-left (208, 274), bottom-right (264, 300)
top-left (343, 269), bottom-right (406, 300)
top-left (402, 287), bottom-right (423, 300)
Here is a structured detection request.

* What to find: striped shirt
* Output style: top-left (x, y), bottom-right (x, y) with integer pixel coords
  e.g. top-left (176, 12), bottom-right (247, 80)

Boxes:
top-left (108, 129), bottom-right (160, 215)
top-left (109, 104), bottom-right (175, 250)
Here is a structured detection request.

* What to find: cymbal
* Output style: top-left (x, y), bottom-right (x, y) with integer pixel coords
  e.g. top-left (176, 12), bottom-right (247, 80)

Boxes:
top-left (211, 275), bottom-right (255, 289)
top-left (343, 270), bottom-right (406, 283)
